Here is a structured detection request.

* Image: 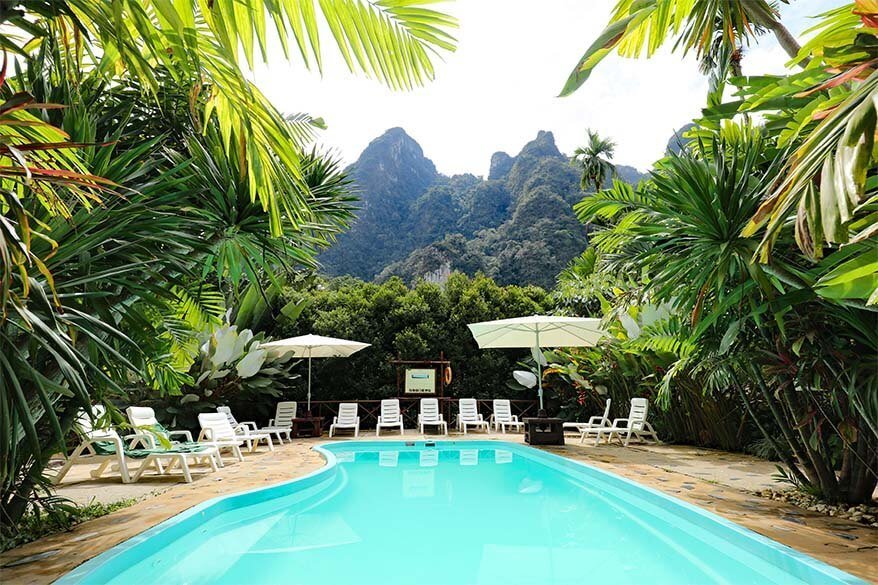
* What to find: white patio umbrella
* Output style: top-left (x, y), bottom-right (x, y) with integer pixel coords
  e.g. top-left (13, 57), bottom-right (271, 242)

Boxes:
top-left (467, 315), bottom-right (605, 414)
top-left (261, 334), bottom-right (370, 413)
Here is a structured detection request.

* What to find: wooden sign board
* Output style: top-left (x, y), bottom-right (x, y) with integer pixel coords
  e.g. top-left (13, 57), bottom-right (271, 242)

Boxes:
top-left (404, 368), bottom-right (436, 395)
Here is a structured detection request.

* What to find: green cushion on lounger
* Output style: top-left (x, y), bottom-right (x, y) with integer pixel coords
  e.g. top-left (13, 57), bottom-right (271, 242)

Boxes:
top-left (91, 441), bottom-right (208, 458)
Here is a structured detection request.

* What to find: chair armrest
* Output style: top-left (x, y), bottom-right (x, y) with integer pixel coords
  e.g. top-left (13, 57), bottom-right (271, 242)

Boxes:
top-left (240, 421), bottom-right (258, 431)
top-left (587, 416), bottom-right (606, 426)
top-left (198, 428), bottom-right (215, 441)
top-left (610, 418), bottom-right (629, 428)
top-left (332, 416), bottom-right (339, 424)
top-left (232, 423), bottom-right (249, 436)
top-left (268, 418), bottom-right (275, 426)
top-left (511, 415), bottom-right (519, 422)
top-left (377, 416), bottom-right (384, 424)
top-left (168, 430), bottom-right (193, 442)
top-left (123, 433), bottom-right (156, 449)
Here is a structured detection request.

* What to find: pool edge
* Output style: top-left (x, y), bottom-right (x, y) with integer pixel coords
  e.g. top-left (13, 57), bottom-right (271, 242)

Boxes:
top-left (53, 440), bottom-right (869, 585)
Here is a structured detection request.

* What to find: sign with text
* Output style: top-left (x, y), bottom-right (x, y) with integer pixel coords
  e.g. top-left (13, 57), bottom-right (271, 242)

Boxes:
top-left (405, 368), bottom-right (436, 394)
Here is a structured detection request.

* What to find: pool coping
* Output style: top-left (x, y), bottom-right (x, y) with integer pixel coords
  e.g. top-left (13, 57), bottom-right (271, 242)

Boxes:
top-left (54, 440), bottom-right (867, 585)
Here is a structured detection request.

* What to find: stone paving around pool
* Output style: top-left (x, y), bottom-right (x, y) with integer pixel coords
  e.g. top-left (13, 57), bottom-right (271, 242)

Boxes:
top-left (1, 432), bottom-right (876, 584)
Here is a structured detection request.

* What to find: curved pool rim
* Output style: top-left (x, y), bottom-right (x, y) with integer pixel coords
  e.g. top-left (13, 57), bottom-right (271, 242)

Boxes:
top-left (55, 440), bottom-right (866, 585)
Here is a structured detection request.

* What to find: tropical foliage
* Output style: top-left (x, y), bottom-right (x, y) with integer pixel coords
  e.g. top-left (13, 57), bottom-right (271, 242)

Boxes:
top-left (258, 273), bottom-right (551, 404)
top-left (555, 2), bottom-right (877, 503)
top-left (0, 0), bottom-right (456, 535)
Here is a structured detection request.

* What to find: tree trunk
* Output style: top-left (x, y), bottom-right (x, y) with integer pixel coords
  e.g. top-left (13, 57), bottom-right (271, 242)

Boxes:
top-left (767, 20), bottom-right (808, 66)
top-left (747, 3), bottom-right (809, 67)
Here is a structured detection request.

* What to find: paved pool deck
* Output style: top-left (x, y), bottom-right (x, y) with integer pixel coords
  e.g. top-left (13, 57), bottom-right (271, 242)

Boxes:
top-left (2, 432), bottom-right (876, 584)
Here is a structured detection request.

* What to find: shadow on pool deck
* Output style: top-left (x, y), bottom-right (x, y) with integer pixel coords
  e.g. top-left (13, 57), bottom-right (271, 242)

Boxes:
top-left (1, 432), bottom-right (876, 584)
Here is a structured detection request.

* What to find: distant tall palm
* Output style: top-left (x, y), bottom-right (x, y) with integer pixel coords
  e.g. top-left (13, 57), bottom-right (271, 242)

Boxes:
top-left (572, 131), bottom-right (616, 192)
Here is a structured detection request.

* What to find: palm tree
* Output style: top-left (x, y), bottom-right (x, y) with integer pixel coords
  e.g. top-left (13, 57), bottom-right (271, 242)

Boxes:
top-left (574, 125), bottom-right (878, 503)
top-left (558, 0), bottom-right (802, 96)
top-left (572, 130), bottom-right (616, 192)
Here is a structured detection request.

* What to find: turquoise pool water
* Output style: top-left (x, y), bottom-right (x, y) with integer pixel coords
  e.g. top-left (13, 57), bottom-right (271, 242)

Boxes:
top-left (59, 441), bottom-right (864, 584)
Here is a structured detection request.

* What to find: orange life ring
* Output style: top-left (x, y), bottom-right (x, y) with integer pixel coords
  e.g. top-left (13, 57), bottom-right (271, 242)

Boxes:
top-left (444, 366), bottom-right (453, 385)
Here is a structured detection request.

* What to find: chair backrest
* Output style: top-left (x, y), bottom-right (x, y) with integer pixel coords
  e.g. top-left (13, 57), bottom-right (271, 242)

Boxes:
top-left (459, 399), bottom-right (479, 422)
top-left (126, 405), bottom-right (158, 428)
top-left (420, 398), bottom-right (441, 422)
top-left (76, 405), bottom-right (119, 440)
top-left (493, 399), bottom-right (513, 422)
top-left (380, 399), bottom-right (400, 423)
top-left (199, 412), bottom-right (237, 441)
top-left (274, 401), bottom-right (297, 426)
top-left (216, 406), bottom-right (238, 426)
top-left (600, 398), bottom-right (611, 421)
top-left (337, 403), bottom-right (359, 424)
top-left (628, 398), bottom-right (649, 430)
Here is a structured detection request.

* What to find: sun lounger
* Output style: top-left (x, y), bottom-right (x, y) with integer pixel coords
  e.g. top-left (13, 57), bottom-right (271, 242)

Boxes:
top-left (490, 399), bottom-right (524, 433)
top-left (586, 398), bottom-right (659, 446)
top-left (376, 399), bottom-right (404, 436)
top-left (329, 403), bottom-right (360, 437)
top-left (418, 398), bottom-right (448, 435)
top-left (457, 399), bottom-right (489, 434)
top-left (53, 406), bottom-right (217, 485)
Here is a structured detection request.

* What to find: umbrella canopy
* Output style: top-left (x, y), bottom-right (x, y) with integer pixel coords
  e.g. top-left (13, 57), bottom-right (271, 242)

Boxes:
top-left (467, 315), bottom-right (605, 412)
top-left (261, 334), bottom-right (370, 411)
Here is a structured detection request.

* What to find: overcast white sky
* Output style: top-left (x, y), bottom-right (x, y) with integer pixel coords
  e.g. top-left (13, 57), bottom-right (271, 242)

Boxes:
top-left (250, 0), bottom-right (842, 176)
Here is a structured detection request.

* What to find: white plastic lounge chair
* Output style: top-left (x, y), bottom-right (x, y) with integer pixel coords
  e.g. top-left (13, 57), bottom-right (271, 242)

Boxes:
top-left (587, 398), bottom-right (660, 446)
top-left (125, 405), bottom-right (220, 468)
top-left (216, 406), bottom-right (274, 452)
top-left (329, 403), bottom-right (360, 437)
top-left (490, 399), bottom-right (524, 433)
top-left (197, 413), bottom-right (246, 462)
top-left (53, 406), bottom-right (217, 485)
top-left (457, 399), bottom-right (489, 434)
top-left (563, 398), bottom-right (612, 436)
top-left (126, 406), bottom-right (194, 445)
top-left (260, 401), bottom-right (297, 443)
top-left (376, 399), bottom-right (404, 436)
top-left (418, 398), bottom-right (448, 435)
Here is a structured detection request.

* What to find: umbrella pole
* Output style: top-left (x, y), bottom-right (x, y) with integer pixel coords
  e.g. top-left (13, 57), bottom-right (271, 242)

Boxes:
top-left (536, 328), bottom-right (546, 417)
top-left (307, 347), bottom-right (312, 415)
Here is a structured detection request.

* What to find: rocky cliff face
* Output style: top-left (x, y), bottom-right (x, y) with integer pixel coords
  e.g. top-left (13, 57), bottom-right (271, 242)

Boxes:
top-left (318, 128), bottom-right (438, 280)
top-left (319, 128), bottom-right (647, 288)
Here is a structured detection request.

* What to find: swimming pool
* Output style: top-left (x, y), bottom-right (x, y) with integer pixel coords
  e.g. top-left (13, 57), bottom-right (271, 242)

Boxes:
top-left (58, 441), bottom-right (864, 584)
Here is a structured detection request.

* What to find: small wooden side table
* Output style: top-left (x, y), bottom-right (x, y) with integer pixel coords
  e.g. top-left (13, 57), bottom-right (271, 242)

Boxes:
top-left (290, 416), bottom-right (324, 438)
top-left (523, 417), bottom-right (565, 445)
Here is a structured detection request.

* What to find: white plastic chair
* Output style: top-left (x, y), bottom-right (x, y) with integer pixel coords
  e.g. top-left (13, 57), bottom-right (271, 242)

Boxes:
top-left (588, 398), bottom-right (660, 446)
top-left (53, 406), bottom-right (217, 485)
top-left (329, 403), bottom-right (360, 437)
top-left (125, 405), bottom-right (219, 468)
top-left (216, 406), bottom-right (274, 452)
top-left (376, 399), bottom-right (404, 436)
top-left (197, 412), bottom-right (245, 462)
top-left (490, 399), bottom-right (524, 433)
top-left (418, 398), bottom-right (448, 435)
top-left (563, 398), bottom-right (611, 438)
top-left (261, 401), bottom-right (297, 443)
top-left (457, 399), bottom-right (489, 434)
